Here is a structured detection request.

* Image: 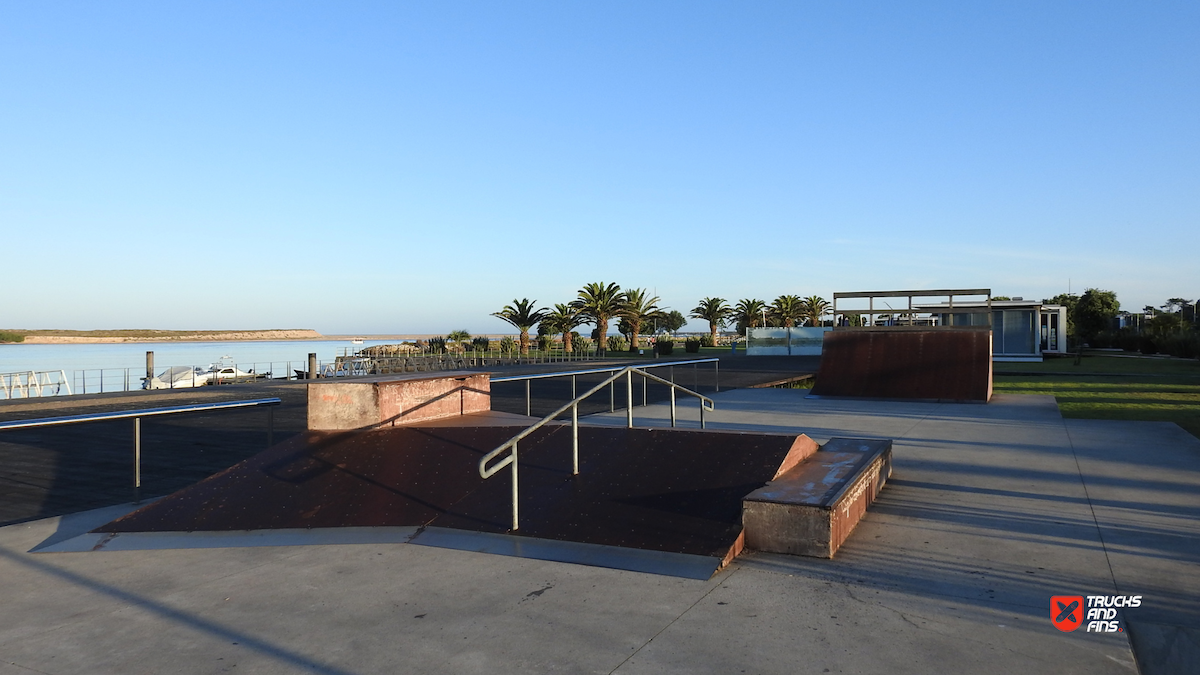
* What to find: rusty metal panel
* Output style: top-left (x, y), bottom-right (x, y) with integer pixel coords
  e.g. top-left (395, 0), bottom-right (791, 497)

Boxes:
top-left (810, 328), bottom-right (992, 402)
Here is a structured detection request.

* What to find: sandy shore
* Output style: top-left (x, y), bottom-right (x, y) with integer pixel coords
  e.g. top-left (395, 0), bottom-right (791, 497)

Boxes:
top-left (22, 330), bottom-right (326, 344)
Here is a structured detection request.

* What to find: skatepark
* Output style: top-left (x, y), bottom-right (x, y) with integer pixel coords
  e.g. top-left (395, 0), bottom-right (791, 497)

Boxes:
top-left (1, 330), bottom-right (1197, 674)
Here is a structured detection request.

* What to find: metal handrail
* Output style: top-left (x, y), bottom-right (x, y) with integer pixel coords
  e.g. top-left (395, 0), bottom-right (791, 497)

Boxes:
top-left (0, 398), bottom-right (282, 490)
top-left (491, 357), bottom-right (719, 416)
top-left (478, 366), bottom-right (714, 531)
top-left (489, 357), bottom-right (720, 383)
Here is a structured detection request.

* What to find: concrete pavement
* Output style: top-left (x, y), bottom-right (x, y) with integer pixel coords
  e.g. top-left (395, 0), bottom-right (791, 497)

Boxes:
top-left (1, 389), bottom-right (1196, 674)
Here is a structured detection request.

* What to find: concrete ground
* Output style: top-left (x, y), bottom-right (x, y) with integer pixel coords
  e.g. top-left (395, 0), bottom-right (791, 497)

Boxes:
top-left (1, 389), bottom-right (1197, 674)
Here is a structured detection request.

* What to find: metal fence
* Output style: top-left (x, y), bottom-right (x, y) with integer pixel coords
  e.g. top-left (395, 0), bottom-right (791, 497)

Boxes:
top-left (0, 398), bottom-right (282, 489)
top-left (0, 348), bottom-right (606, 399)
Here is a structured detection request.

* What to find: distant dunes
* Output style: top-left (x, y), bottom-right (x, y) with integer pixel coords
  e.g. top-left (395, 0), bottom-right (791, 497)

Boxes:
top-left (6, 329), bottom-right (325, 344)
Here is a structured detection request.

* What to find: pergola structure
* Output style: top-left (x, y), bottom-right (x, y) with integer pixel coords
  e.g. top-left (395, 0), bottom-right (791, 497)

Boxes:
top-left (831, 288), bottom-right (992, 328)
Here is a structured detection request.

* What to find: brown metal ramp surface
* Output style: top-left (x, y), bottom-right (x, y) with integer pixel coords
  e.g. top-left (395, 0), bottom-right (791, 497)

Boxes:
top-left (95, 425), bottom-right (815, 562)
top-left (810, 327), bottom-right (993, 402)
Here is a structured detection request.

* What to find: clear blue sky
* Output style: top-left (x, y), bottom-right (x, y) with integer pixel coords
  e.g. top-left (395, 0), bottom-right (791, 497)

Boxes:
top-left (2, 2), bottom-right (1196, 334)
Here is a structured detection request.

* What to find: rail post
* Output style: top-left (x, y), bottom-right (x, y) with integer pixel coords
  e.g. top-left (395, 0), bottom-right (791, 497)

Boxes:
top-left (308, 353), bottom-right (317, 380)
top-left (133, 417), bottom-right (142, 489)
top-left (510, 442), bottom-right (519, 531)
top-left (715, 361), bottom-right (719, 393)
top-left (571, 403), bottom-right (579, 475)
top-left (525, 380), bottom-right (531, 417)
top-left (626, 369), bottom-right (633, 428)
top-left (146, 351), bottom-right (154, 381)
top-left (670, 387), bottom-right (676, 427)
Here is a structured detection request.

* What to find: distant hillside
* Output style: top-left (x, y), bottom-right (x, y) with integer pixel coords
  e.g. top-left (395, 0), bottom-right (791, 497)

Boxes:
top-left (3, 329), bottom-right (325, 344)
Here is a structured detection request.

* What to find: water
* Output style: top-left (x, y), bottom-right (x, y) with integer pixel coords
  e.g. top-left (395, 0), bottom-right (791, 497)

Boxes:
top-left (0, 340), bottom-right (401, 377)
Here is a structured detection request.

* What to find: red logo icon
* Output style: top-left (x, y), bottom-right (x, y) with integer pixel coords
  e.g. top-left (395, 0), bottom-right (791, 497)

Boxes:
top-left (1051, 595), bottom-right (1084, 632)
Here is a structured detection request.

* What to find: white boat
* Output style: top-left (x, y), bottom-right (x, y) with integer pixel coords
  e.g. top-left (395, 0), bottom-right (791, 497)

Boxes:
top-left (351, 338), bottom-right (364, 345)
top-left (207, 362), bottom-right (262, 383)
top-left (142, 362), bottom-right (267, 389)
top-left (142, 366), bottom-right (212, 389)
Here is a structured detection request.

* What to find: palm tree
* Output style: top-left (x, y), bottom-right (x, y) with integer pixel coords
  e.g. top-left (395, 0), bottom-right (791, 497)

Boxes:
top-left (542, 303), bottom-right (586, 352)
top-left (800, 296), bottom-right (831, 328)
top-left (619, 288), bottom-right (662, 352)
top-left (691, 297), bottom-right (731, 346)
top-left (734, 298), bottom-right (768, 332)
top-left (770, 294), bottom-right (804, 328)
top-left (447, 329), bottom-right (472, 351)
top-left (571, 282), bottom-right (623, 356)
top-left (491, 299), bottom-right (547, 356)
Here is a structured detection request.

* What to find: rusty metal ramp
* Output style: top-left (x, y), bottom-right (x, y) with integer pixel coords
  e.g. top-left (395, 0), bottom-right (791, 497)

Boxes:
top-left (810, 327), bottom-right (993, 402)
top-left (84, 425), bottom-right (814, 578)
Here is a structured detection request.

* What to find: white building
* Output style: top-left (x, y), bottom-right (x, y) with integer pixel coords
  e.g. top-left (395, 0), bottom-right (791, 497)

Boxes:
top-left (915, 299), bottom-right (1069, 361)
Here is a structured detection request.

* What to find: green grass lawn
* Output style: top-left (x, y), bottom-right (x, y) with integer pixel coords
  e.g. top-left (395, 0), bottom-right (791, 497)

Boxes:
top-left (993, 353), bottom-right (1200, 439)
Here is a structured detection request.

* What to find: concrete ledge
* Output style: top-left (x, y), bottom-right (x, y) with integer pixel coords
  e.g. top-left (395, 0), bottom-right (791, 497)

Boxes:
top-left (742, 438), bottom-right (892, 558)
top-left (307, 371), bottom-right (490, 430)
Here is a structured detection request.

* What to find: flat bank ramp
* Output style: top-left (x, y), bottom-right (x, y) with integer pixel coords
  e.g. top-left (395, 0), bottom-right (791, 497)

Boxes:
top-left (91, 425), bottom-right (814, 573)
top-left (810, 327), bottom-right (993, 402)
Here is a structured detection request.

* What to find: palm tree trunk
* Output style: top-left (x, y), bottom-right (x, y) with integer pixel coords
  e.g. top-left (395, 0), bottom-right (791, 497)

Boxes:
top-left (710, 323), bottom-right (718, 346)
top-left (519, 330), bottom-right (530, 356)
top-left (597, 318), bottom-right (608, 356)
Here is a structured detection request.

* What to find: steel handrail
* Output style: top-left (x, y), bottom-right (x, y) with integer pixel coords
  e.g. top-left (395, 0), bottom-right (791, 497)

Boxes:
top-left (478, 366), bottom-right (714, 531)
top-left (489, 358), bottom-right (719, 383)
top-left (0, 398), bottom-right (282, 430)
top-left (0, 397), bottom-right (282, 490)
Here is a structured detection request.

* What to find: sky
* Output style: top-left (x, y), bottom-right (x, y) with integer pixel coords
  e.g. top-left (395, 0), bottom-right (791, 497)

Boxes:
top-left (1, 1), bottom-right (1197, 335)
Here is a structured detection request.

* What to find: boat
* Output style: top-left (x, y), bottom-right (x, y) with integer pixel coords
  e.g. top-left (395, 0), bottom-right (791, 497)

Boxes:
top-left (351, 338), bottom-right (364, 345)
top-left (141, 362), bottom-right (268, 389)
top-left (206, 362), bottom-right (263, 383)
top-left (142, 366), bottom-right (212, 389)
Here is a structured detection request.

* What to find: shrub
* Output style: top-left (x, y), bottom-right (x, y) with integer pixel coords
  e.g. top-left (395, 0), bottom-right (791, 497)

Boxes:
top-left (574, 337), bottom-right (592, 353)
top-left (499, 336), bottom-right (517, 353)
top-left (0, 331), bottom-right (24, 343)
top-left (607, 336), bottom-right (629, 352)
top-left (699, 333), bottom-right (714, 347)
top-left (427, 337), bottom-right (447, 354)
top-left (1159, 332), bottom-right (1200, 359)
top-left (472, 337), bottom-right (491, 352)
top-left (685, 337), bottom-right (703, 353)
top-left (537, 335), bottom-right (554, 351)
top-left (1139, 336), bottom-right (1157, 355)
top-left (657, 339), bottom-right (674, 355)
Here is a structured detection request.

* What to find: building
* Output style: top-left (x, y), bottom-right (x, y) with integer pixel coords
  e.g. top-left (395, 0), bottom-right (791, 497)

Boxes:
top-left (915, 298), bottom-right (1068, 361)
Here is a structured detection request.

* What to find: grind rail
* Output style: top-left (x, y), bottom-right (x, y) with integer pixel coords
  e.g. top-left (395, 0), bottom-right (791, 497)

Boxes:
top-left (0, 398), bottom-right (282, 490)
top-left (479, 365), bottom-right (714, 531)
top-left (491, 357), bottom-right (719, 416)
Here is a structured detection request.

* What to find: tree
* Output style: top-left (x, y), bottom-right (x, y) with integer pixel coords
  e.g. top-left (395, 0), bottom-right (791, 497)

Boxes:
top-left (447, 330), bottom-right (471, 351)
top-left (1072, 289), bottom-right (1119, 346)
top-left (652, 310), bottom-right (687, 334)
top-left (734, 298), bottom-right (768, 333)
top-left (491, 299), bottom-right (547, 356)
top-left (690, 297), bottom-right (731, 346)
top-left (800, 296), bottom-right (831, 328)
top-left (770, 294), bottom-right (804, 328)
top-left (1164, 298), bottom-right (1193, 332)
top-left (572, 282), bottom-right (623, 356)
top-left (542, 303), bottom-right (586, 352)
top-left (619, 288), bottom-right (662, 352)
